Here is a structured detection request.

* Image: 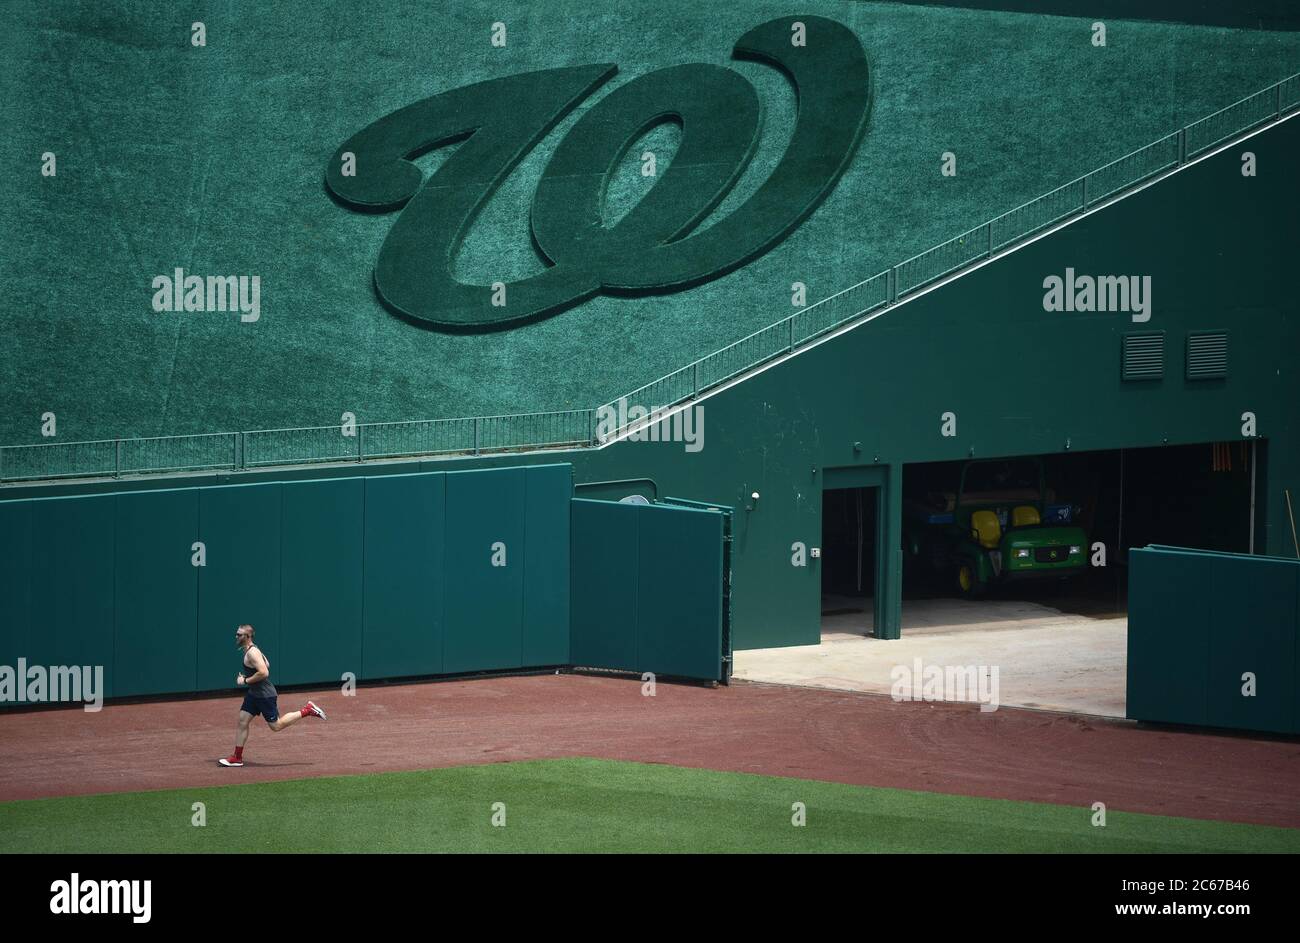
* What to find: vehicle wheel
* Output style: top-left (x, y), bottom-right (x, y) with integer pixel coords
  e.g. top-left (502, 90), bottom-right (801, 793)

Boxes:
top-left (956, 562), bottom-right (986, 599)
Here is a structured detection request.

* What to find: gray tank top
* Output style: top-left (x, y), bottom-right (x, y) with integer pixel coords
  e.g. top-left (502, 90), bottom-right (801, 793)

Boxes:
top-left (242, 646), bottom-right (277, 698)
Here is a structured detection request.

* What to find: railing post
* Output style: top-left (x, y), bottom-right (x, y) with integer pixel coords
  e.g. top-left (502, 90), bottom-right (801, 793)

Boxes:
top-left (1082, 174), bottom-right (1089, 210)
top-left (692, 362), bottom-right (700, 399)
top-left (889, 267), bottom-right (897, 303)
top-left (986, 222), bottom-right (993, 257)
top-left (1276, 82), bottom-right (1283, 118)
top-left (473, 418), bottom-right (480, 456)
top-left (357, 424), bottom-right (364, 462)
top-left (788, 315), bottom-right (795, 353)
top-left (1178, 127), bottom-right (1186, 165)
top-left (115, 439), bottom-right (122, 479)
top-left (587, 408), bottom-right (595, 447)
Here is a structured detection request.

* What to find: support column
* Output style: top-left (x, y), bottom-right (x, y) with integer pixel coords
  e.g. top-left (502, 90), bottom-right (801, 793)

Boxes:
top-left (874, 463), bottom-right (904, 639)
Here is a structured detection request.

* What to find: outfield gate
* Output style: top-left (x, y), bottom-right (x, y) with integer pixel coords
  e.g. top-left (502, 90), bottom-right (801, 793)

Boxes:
top-left (1128, 545), bottom-right (1300, 734)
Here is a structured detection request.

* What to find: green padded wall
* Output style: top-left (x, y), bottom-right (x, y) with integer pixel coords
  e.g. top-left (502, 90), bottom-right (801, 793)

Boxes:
top-left (278, 478), bottom-right (365, 686)
top-left (0, 500), bottom-right (33, 702)
top-left (637, 504), bottom-right (724, 680)
top-left (0, 462), bottom-right (579, 702)
top-left (197, 483), bottom-right (283, 692)
top-left (444, 468), bottom-right (525, 673)
top-left (113, 489), bottom-right (198, 697)
top-left (29, 496), bottom-right (117, 700)
top-left (1206, 553), bottom-right (1297, 734)
top-left (362, 473), bottom-right (445, 679)
top-left (1128, 546), bottom-right (1300, 733)
top-left (1126, 548), bottom-right (1211, 725)
top-left (571, 499), bottom-right (639, 671)
top-left (523, 464), bottom-right (572, 666)
top-left (571, 498), bottom-right (726, 681)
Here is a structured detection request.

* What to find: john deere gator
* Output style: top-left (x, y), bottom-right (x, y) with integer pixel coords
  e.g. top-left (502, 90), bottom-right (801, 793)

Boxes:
top-left (903, 457), bottom-right (1088, 597)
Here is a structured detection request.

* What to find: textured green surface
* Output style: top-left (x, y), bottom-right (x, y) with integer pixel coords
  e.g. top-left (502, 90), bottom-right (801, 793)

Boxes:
top-left (2, 1), bottom-right (1297, 443)
top-left (2, 758), bottom-right (1297, 853)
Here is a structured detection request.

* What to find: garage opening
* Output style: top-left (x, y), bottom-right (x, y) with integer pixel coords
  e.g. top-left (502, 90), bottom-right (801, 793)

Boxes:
top-left (901, 441), bottom-right (1259, 624)
top-left (820, 486), bottom-right (879, 637)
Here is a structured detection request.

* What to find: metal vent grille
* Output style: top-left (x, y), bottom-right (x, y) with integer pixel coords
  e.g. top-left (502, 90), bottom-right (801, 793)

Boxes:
top-left (1186, 332), bottom-right (1228, 380)
top-left (1122, 333), bottom-right (1164, 381)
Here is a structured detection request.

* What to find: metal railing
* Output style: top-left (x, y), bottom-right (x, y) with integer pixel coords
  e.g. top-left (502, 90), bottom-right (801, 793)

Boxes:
top-left (3, 72), bottom-right (1296, 484)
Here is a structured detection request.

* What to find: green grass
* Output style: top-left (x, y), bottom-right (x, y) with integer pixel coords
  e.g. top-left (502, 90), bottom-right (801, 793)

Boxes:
top-left (3, 2), bottom-right (1298, 446)
top-left (2, 758), bottom-right (1296, 853)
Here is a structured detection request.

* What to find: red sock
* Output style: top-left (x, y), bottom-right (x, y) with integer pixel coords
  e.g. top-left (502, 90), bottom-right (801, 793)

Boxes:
top-left (233, 746), bottom-right (244, 760)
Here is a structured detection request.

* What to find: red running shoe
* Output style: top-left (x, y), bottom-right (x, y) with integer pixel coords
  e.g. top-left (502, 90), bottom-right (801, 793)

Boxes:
top-left (303, 700), bottom-right (327, 720)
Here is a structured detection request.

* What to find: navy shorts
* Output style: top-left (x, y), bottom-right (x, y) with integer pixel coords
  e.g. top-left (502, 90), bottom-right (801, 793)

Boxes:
top-left (240, 693), bottom-right (280, 723)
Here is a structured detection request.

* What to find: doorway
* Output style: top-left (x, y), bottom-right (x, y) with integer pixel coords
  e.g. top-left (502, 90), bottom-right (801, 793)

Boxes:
top-left (820, 486), bottom-right (879, 637)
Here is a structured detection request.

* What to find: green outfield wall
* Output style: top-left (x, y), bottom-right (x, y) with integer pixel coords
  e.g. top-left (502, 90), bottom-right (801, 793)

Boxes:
top-left (6, 116), bottom-right (1298, 652)
top-left (0, 464), bottom-right (574, 702)
top-left (1128, 545), bottom-right (1300, 733)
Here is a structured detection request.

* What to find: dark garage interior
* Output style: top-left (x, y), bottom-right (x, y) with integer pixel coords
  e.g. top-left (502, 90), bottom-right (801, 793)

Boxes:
top-left (900, 441), bottom-right (1258, 619)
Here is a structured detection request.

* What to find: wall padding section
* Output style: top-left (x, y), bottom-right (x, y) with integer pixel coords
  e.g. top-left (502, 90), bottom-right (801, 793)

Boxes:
top-left (637, 505), bottom-right (723, 681)
top-left (523, 464), bottom-right (571, 666)
top-left (197, 483), bottom-right (282, 692)
top-left (278, 478), bottom-right (365, 686)
top-left (1126, 548), bottom-right (1210, 726)
top-left (1, 463), bottom-right (574, 704)
top-left (113, 489), bottom-right (199, 697)
top-left (571, 499), bottom-right (639, 671)
top-left (29, 495), bottom-right (117, 700)
top-left (444, 468), bottom-right (525, 673)
top-left (363, 473), bottom-right (445, 679)
top-left (1128, 546), bottom-right (1299, 734)
top-left (1205, 554), bottom-right (1297, 735)
top-left (0, 501), bottom-right (33, 702)
top-left (571, 499), bottom-right (725, 680)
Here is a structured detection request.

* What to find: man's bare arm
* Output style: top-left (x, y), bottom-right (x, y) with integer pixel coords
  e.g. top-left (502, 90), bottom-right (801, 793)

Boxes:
top-left (242, 647), bottom-right (270, 685)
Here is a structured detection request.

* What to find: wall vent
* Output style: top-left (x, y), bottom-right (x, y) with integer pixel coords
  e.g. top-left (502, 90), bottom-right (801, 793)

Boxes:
top-left (1122, 332), bottom-right (1164, 381)
top-left (1186, 331), bottom-right (1228, 380)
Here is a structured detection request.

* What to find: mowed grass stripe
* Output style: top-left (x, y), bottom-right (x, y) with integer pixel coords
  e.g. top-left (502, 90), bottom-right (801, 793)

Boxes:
top-left (1, 758), bottom-right (1295, 853)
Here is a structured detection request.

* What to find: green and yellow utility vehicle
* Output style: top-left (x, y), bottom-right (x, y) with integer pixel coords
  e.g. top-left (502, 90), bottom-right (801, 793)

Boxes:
top-left (903, 457), bottom-right (1088, 597)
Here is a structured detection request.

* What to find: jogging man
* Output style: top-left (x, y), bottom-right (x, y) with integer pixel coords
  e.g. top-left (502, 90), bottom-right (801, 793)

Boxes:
top-left (220, 623), bottom-right (326, 767)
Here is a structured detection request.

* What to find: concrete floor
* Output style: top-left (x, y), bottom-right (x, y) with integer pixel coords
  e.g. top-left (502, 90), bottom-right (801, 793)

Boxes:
top-left (734, 596), bottom-right (1128, 717)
